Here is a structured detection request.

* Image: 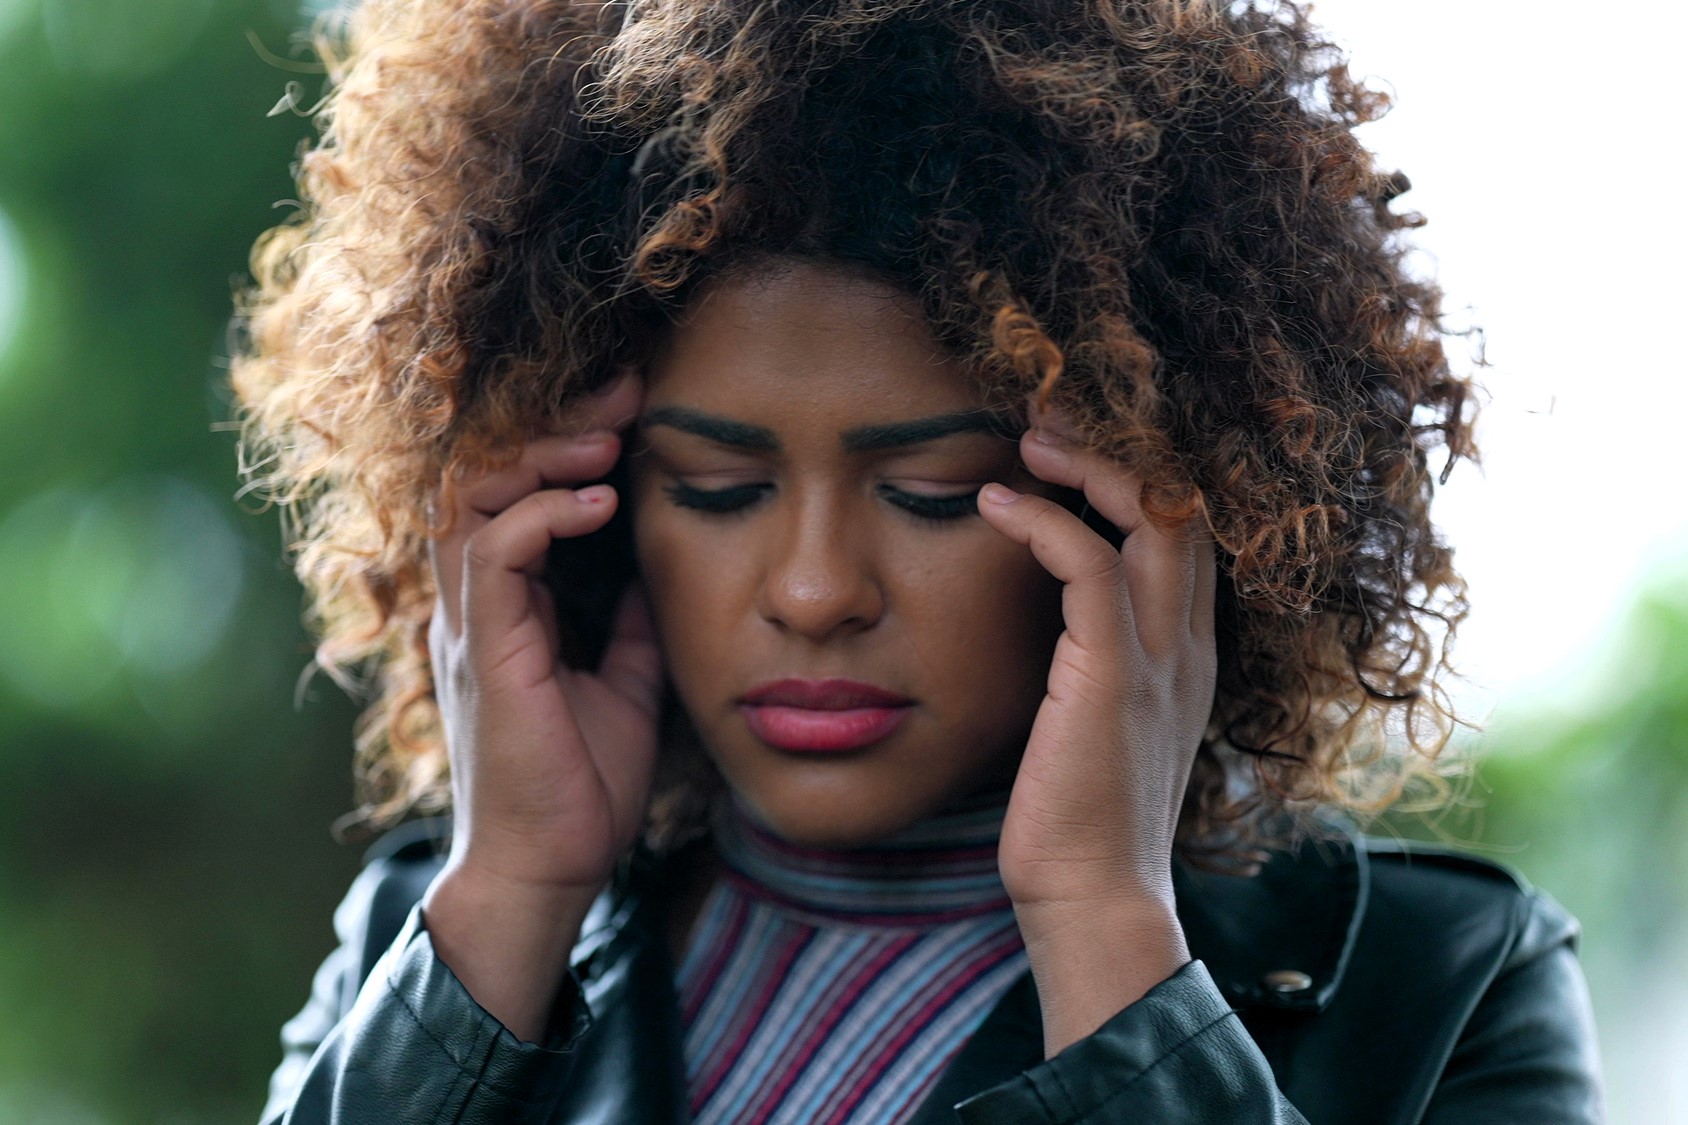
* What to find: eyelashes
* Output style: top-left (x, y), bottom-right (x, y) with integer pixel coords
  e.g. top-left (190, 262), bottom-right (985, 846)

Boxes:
top-left (663, 482), bottom-right (769, 514)
top-left (662, 482), bottom-right (980, 524)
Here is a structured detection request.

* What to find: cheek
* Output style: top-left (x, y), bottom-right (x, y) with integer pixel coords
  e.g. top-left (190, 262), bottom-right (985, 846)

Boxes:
top-left (634, 508), bottom-right (696, 614)
top-left (631, 504), bottom-right (742, 689)
top-left (630, 470), bottom-right (698, 597)
top-left (896, 534), bottom-right (1063, 680)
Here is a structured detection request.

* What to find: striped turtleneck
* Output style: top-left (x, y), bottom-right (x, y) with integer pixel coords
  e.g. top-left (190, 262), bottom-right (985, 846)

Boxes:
top-left (677, 793), bottom-right (1028, 1125)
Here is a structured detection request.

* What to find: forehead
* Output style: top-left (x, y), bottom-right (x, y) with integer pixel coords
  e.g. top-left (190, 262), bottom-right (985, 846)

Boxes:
top-left (643, 261), bottom-right (985, 419)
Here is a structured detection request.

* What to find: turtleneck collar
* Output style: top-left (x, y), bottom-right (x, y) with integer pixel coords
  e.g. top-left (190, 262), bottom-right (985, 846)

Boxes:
top-left (711, 791), bottom-right (1015, 928)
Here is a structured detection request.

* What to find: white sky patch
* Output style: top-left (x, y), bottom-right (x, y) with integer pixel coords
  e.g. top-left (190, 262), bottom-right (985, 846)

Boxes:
top-left (1307, 0), bottom-right (1688, 721)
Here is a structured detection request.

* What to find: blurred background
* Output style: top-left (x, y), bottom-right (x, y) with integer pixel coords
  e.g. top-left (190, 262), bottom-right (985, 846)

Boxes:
top-left (0, 0), bottom-right (1681, 1121)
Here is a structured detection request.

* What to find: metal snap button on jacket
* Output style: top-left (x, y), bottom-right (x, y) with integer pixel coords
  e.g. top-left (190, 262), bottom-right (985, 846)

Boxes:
top-left (1261, 969), bottom-right (1314, 994)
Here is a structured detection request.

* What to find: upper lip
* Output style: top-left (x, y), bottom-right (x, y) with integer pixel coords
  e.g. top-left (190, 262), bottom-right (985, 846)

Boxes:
top-left (740, 678), bottom-right (914, 710)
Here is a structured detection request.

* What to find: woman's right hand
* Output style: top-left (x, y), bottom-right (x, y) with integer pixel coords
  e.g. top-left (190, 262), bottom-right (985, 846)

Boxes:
top-left (419, 373), bottom-right (660, 1039)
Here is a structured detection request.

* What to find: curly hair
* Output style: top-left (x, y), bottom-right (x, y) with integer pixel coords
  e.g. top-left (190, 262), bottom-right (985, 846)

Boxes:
top-left (232, 0), bottom-right (1475, 864)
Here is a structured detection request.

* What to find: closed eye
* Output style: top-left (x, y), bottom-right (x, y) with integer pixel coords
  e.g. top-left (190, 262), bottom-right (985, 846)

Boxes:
top-left (880, 486), bottom-right (980, 524)
top-left (662, 481), bottom-right (980, 524)
top-left (663, 481), bottom-right (770, 515)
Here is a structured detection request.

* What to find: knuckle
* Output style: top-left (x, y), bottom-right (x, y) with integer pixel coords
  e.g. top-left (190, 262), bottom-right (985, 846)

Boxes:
top-left (1122, 674), bottom-right (1169, 713)
top-left (1087, 545), bottom-right (1127, 587)
top-left (1027, 495), bottom-right (1082, 540)
top-left (463, 528), bottom-right (503, 572)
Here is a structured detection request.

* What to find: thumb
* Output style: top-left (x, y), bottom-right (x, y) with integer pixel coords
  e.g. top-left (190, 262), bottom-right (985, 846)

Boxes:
top-left (598, 582), bottom-right (664, 717)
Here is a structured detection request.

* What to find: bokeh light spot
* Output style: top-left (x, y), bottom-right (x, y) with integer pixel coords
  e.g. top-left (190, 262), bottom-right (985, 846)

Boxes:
top-left (0, 205), bottom-right (23, 368)
top-left (0, 477), bottom-right (246, 710)
top-left (0, 0), bottom-right (32, 52)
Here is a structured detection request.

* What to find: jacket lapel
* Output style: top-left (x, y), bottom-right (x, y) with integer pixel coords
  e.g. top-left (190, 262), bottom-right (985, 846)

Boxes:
top-left (1175, 828), bottom-right (1368, 1014)
top-left (904, 972), bottom-right (1045, 1125)
top-left (569, 862), bottom-right (693, 1124)
top-left (902, 826), bottom-right (1368, 1119)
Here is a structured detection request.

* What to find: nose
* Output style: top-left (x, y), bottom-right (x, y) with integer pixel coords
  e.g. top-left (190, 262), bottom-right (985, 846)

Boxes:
top-left (756, 494), bottom-right (885, 641)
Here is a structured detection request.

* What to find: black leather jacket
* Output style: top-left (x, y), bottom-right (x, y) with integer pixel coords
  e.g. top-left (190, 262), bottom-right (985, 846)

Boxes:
top-left (260, 820), bottom-right (1603, 1123)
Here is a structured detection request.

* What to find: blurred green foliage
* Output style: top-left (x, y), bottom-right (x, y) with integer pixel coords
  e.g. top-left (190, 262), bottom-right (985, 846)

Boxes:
top-left (0, 2), bottom-right (363, 1121)
top-left (0, 1), bottom-right (1681, 1122)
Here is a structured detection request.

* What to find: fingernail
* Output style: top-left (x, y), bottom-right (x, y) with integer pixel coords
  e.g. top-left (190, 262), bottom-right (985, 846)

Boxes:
top-left (980, 483), bottom-right (1020, 505)
top-left (1030, 426), bottom-right (1065, 447)
top-left (577, 485), bottom-right (614, 504)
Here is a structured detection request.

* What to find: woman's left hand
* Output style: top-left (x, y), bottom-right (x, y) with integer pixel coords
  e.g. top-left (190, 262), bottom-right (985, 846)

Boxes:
top-left (976, 403), bottom-right (1217, 1053)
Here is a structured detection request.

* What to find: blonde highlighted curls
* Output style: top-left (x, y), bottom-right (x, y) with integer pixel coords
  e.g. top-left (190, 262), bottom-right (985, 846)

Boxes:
top-left (233, 0), bottom-right (1475, 863)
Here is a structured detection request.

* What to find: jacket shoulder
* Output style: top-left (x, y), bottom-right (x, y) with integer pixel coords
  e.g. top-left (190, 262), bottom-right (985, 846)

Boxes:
top-left (339, 816), bottom-right (644, 983)
top-left (331, 817), bottom-right (452, 983)
top-left (360, 815), bottom-right (453, 866)
top-left (1361, 836), bottom-right (1526, 887)
top-left (1358, 837), bottom-right (1581, 969)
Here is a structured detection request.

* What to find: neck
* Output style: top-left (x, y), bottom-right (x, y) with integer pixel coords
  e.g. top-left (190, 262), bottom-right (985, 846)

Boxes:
top-left (712, 790), bottom-right (1015, 928)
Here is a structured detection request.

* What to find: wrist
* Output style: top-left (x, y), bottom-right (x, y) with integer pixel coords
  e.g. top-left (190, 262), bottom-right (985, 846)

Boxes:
top-left (1015, 894), bottom-right (1189, 1058)
top-left (420, 861), bottom-right (600, 1044)
top-left (436, 851), bottom-right (609, 911)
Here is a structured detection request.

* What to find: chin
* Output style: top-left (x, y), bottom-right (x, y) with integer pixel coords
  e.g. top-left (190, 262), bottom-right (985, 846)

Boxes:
top-left (708, 758), bottom-right (913, 846)
top-left (719, 754), bottom-right (1014, 850)
top-left (731, 785), bottom-right (917, 849)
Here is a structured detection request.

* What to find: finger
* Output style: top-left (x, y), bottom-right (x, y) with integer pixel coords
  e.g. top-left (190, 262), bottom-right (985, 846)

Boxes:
top-left (977, 483), bottom-right (1130, 657)
top-left (459, 431), bottom-right (621, 517)
top-left (432, 434), bottom-right (621, 637)
top-left (529, 573), bottom-right (562, 666)
top-left (597, 583), bottom-right (664, 719)
top-left (1116, 521), bottom-right (1201, 660)
top-left (1018, 425), bottom-right (1145, 538)
top-left (1020, 426), bottom-right (1198, 653)
top-left (1192, 533), bottom-right (1217, 641)
top-left (429, 534), bottom-right (468, 640)
top-left (556, 369), bottom-right (644, 437)
top-left (461, 485), bottom-right (620, 662)
top-left (427, 595), bottom-right (450, 695)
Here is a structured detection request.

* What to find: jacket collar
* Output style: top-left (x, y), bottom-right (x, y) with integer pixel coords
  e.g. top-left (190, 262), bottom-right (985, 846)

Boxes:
top-left (371, 812), bottom-right (1369, 1017)
top-left (367, 813), bottom-right (1372, 1125)
top-left (1172, 823), bottom-right (1369, 1014)
top-left (584, 819), bottom-right (1370, 1018)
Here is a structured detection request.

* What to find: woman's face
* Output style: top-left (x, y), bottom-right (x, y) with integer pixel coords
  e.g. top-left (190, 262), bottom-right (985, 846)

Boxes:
top-left (629, 260), bottom-right (1064, 848)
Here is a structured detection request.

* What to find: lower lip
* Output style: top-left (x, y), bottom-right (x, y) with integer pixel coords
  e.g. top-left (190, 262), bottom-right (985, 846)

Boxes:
top-left (739, 705), bottom-right (912, 752)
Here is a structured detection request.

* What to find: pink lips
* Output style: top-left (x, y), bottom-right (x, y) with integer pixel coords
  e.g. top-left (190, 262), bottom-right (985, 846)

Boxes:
top-left (739, 678), bottom-right (914, 753)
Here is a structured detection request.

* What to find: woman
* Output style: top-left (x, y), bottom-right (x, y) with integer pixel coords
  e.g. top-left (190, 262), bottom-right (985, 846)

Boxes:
top-left (238, 1), bottom-right (1602, 1121)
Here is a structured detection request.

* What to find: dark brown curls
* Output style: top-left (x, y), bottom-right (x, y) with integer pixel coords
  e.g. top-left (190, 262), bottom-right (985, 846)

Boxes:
top-left (232, 0), bottom-right (1475, 863)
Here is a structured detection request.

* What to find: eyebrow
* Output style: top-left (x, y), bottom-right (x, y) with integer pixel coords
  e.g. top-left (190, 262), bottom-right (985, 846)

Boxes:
top-left (639, 405), bottom-right (1009, 453)
top-left (640, 405), bottom-right (780, 451)
top-left (842, 411), bottom-right (1005, 452)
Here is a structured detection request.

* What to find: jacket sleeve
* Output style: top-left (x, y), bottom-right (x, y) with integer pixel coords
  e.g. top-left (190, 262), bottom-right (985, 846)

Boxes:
top-left (1419, 889), bottom-right (1604, 1124)
top-left (953, 960), bottom-right (1310, 1124)
top-left (950, 887), bottom-right (1602, 1124)
top-left (258, 861), bottom-right (592, 1125)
